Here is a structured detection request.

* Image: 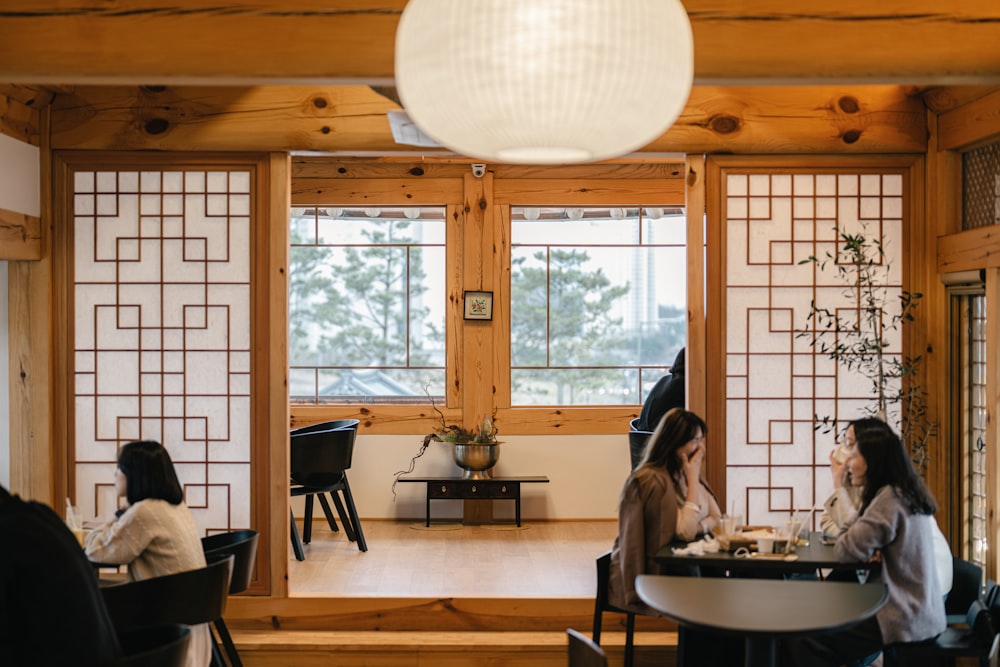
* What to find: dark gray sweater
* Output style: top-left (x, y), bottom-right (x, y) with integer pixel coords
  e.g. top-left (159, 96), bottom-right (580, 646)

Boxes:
top-left (835, 485), bottom-right (946, 644)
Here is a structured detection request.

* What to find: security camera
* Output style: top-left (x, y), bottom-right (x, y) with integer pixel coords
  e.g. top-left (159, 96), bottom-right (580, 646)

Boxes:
top-left (471, 164), bottom-right (486, 178)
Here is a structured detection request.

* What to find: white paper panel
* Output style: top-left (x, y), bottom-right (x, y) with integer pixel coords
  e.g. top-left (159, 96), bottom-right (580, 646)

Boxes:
top-left (72, 168), bottom-right (253, 536)
top-left (725, 169), bottom-right (906, 529)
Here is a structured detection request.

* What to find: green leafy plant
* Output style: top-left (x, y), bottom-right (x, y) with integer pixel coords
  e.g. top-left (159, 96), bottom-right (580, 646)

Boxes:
top-left (797, 223), bottom-right (933, 474)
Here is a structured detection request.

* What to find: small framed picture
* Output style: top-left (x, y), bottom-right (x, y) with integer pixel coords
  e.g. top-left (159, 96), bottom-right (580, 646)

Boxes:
top-left (463, 290), bottom-right (493, 321)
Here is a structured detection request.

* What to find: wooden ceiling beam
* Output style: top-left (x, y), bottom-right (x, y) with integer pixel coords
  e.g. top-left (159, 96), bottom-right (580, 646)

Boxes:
top-left (48, 85), bottom-right (928, 154)
top-left (0, 1), bottom-right (998, 86)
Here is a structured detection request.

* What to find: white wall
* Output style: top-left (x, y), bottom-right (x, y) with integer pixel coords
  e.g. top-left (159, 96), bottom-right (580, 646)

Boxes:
top-left (0, 132), bottom-right (42, 489)
top-left (344, 433), bottom-right (630, 521)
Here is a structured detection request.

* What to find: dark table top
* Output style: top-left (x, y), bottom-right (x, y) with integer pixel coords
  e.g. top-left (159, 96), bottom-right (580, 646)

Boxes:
top-left (653, 531), bottom-right (867, 575)
top-left (395, 476), bottom-right (549, 482)
top-left (636, 575), bottom-right (888, 638)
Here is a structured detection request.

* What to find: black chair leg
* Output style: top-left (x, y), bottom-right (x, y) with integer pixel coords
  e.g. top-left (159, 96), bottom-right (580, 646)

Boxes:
top-left (290, 508), bottom-right (305, 561)
top-left (316, 492), bottom-right (342, 534)
top-left (592, 605), bottom-right (603, 644)
top-left (340, 476), bottom-right (368, 552)
top-left (214, 617), bottom-right (243, 667)
top-left (210, 630), bottom-right (226, 666)
top-left (329, 491), bottom-right (358, 543)
top-left (624, 612), bottom-right (635, 667)
top-left (303, 494), bottom-right (314, 544)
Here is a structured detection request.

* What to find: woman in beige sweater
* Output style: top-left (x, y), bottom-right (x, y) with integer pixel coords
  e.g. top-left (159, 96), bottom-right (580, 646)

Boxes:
top-left (86, 440), bottom-right (210, 667)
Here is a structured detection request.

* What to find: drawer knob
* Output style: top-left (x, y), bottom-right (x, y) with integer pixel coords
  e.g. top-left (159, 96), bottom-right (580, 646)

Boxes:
top-left (471, 485), bottom-right (477, 493)
top-left (441, 485), bottom-right (446, 493)
top-left (501, 485), bottom-right (507, 493)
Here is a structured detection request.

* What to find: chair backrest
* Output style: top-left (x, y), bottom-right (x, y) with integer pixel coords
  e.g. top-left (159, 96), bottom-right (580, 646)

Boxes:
top-left (966, 599), bottom-right (998, 654)
top-left (111, 624), bottom-right (191, 667)
top-left (101, 554), bottom-right (234, 634)
top-left (984, 578), bottom-right (999, 608)
top-left (290, 419), bottom-right (360, 436)
top-left (567, 628), bottom-right (609, 667)
top-left (290, 425), bottom-right (358, 486)
top-left (946, 557), bottom-right (984, 616)
top-left (595, 550), bottom-right (612, 610)
top-left (202, 529), bottom-right (259, 595)
top-left (627, 418), bottom-right (653, 470)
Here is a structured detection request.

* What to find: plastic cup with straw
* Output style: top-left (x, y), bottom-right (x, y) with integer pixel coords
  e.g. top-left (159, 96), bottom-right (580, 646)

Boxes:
top-left (65, 498), bottom-right (84, 547)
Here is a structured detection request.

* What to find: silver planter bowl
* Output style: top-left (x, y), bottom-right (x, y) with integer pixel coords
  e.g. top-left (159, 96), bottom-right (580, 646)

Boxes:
top-left (452, 442), bottom-right (500, 480)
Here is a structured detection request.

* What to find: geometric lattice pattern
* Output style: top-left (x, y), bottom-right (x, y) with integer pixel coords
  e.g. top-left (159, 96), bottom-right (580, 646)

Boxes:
top-left (962, 293), bottom-right (988, 567)
top-left (724, 172), bottom-right (904, 529)
top-left (962, 141), bottom-right (1000, 230)
top-left (71, 169), bottom-right (251, 535)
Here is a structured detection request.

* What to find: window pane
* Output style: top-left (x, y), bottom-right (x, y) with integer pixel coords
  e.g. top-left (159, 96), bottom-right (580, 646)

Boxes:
top-left (289, 207), bottom-right (446, 403)
top-left (510, 207), bottom-right (686, 406)
top-left (511, 369), bottom-right (640, 405)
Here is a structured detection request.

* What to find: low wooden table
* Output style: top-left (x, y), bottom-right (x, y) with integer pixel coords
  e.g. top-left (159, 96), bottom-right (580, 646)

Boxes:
top-left (396, 476), bottom-right (550, 527)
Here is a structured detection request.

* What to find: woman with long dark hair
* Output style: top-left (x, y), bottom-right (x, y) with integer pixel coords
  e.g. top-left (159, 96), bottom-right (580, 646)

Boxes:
top-left (608, 407), bottom-right (721, 613)
top-left (86, 440), bottom-right (210, 667)
top-left (784, 417), bottom-right (946, 666)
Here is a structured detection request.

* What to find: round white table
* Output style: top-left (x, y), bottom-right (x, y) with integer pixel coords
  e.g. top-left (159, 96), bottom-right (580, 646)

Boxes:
top-left (636, 574), bottom-right (887, 667)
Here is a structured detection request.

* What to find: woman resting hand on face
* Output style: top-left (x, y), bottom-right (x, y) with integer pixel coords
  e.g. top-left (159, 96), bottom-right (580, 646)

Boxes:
top-left (608, 408), bottom-right (722, 614)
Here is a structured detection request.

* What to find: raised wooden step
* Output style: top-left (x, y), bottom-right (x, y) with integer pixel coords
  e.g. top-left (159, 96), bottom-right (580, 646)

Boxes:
top-left (230, 630), bottom-right (679, 667)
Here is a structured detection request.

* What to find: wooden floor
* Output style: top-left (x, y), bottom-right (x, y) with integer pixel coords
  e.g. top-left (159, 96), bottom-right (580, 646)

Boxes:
top-left (288, 518), bottom-right (620, 597)
top-left (232, 518), bottom-right (682, 666)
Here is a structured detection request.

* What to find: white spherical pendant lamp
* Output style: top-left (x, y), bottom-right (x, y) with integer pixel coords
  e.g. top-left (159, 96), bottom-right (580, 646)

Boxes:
top-left (395, 0), bottom-right (694, 164)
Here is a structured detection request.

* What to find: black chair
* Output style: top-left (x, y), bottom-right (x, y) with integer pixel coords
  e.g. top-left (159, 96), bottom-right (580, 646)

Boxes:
top-left (946, 557), bottom-right (984, 625)
top-left (888, 599), bottom-right (999, 667)
top-left (101, 554), bottom-right (234, 667)
top-left (202, 529), bottom-right (259, 667)
top-left (568, 628), bottom-right (609, 667)
top-left (112, 624), bottom-right (192, 667)
top-left (290, 419), bottom-right (367, 559)
top-left (593, 550), bottom-right (635, 667)
top-left (628, 417), bottom-right (653, 470)
top-left (983, 578), bottom-right (998, 608)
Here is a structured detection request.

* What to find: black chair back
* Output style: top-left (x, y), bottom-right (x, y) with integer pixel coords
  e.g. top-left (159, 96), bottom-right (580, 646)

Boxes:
top-left (628, 417), bottom-right (653, 470)
top-left (593, 550), bottom-right (635, 667)
top-left (202, 529), bottom-right (259, 595)
top-left (568, 628), bottom-right (609, 667)
top-left (112, 624), bottom-right (191, 667)
top-left (291, 418), bottom-right (360, 436)
top-left (101, 554), bottom-right (234, 634)
top-left (946, 557), bottom-right (984, 617)
top-left (291, 424), bottom-right (358, 488)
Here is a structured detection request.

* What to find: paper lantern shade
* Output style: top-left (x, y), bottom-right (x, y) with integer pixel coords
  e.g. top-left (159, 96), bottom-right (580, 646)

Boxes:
top-left (394, 0), bottom-right (694, 164)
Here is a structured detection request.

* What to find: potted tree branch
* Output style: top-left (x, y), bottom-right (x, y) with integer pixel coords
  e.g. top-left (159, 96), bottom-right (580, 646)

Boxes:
top-left (797, 223), bottom-right (933, 474)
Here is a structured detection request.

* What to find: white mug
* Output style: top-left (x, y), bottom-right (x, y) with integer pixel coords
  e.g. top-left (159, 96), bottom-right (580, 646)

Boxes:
top-left (756, 536), bottom-right (775, 554)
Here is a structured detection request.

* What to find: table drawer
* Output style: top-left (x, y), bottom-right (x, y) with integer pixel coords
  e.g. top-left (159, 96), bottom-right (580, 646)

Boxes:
top-left (489, 481), bottom-right (519, 498)
top-left (427, 482), bottom-right (489, 499)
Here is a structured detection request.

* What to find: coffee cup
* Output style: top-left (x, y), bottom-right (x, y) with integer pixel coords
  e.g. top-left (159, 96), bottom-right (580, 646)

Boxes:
top-left (756, 536), bottom-right (775, 554)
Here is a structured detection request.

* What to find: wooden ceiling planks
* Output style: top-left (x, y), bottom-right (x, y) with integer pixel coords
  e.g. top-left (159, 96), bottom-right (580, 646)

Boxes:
top-left (0, 1), bottom-right (997, 86)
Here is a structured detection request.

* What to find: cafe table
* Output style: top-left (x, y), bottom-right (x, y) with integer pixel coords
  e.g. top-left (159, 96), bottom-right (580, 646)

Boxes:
top-left (653, 531), bottom-right (874, 578)
top-left (636, 574), bottom-right (887, 667)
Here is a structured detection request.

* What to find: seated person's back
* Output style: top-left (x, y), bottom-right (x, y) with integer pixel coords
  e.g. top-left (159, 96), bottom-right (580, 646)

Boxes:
top-left (636, 348), bottom-right (685, 432)
top-left (0, 485), bottom-right (121, 667)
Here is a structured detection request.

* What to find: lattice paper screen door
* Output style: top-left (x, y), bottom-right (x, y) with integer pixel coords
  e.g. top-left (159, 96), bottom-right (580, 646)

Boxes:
top-left (68, 165), bottom-right (254, 537)
top-left (719, 168), bottom-right (907, 529)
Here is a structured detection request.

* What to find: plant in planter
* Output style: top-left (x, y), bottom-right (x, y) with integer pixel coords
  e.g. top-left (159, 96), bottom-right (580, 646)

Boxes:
top-left (391, 390), bottom-right (500, 498)
top-left (797, 223), bottom-right (933, 474)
